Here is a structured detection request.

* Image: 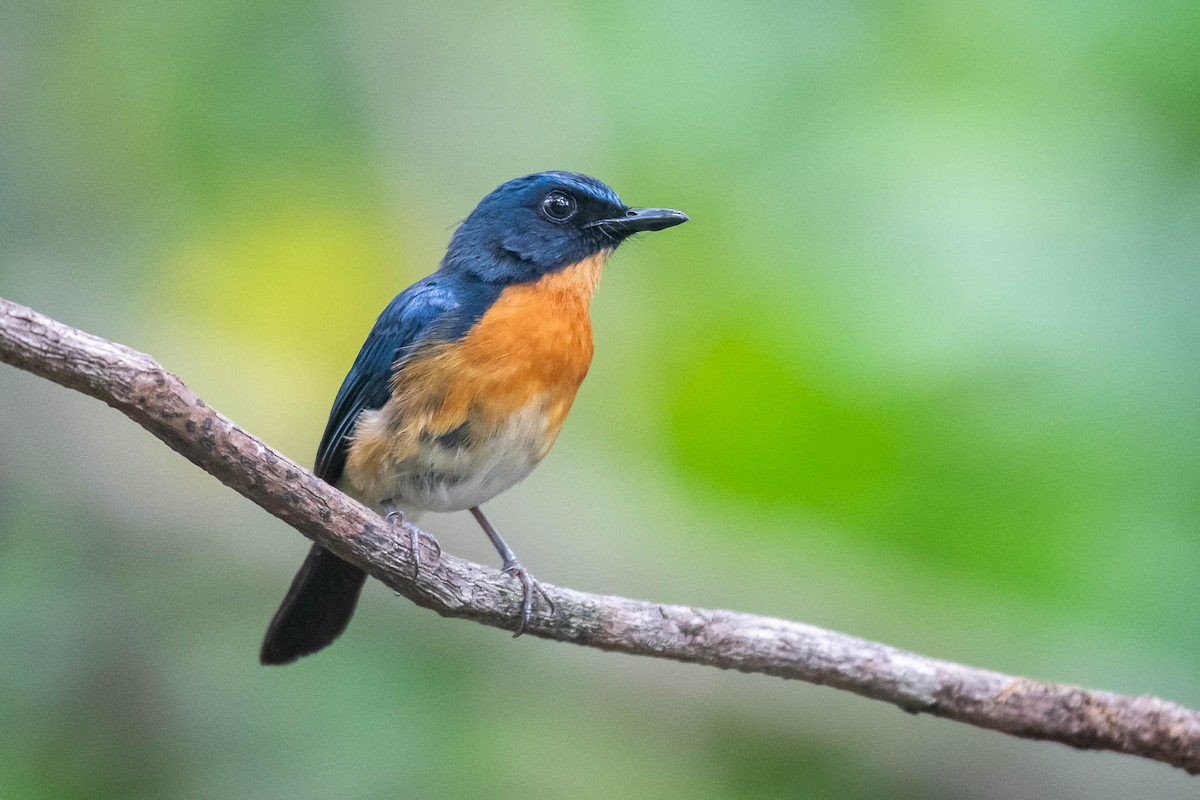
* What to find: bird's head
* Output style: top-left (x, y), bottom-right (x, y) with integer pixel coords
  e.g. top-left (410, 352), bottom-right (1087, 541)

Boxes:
top-left (441, 171), bottom-right (688, 284)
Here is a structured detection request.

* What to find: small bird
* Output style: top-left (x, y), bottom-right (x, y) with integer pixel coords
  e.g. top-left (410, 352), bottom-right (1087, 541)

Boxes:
top-left (260, 171), bottom-right (687, 664)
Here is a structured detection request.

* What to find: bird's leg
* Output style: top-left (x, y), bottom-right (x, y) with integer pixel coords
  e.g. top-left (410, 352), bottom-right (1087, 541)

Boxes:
top-left (382, 498), bottom-right (440, 579)
top-left (469, 506), bottom-right (553, 636)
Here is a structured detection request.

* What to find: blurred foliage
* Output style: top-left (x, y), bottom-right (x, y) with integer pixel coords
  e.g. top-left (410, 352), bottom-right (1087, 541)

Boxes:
top-left (2, 1), bottom-right (1199, 798)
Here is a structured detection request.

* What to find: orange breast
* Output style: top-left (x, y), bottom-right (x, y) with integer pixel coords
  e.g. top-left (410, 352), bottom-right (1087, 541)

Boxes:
top-left (343, 251), bottom-right (609, 508)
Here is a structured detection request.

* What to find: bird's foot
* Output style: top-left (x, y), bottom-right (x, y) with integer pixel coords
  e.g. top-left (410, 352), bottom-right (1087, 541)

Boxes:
top-left (409, 527), bottom-right (442, 579)
top-left (384, 505), bottom-right (441, 579)
top-left (500, 558), bottom-right (555, 637)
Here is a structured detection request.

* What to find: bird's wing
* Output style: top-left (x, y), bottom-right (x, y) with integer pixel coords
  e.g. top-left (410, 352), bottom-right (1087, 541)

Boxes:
top-left (313, 278), bottom-right (462, 484)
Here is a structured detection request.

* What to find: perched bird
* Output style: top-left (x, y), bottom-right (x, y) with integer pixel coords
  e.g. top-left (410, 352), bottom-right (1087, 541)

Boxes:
top-left (260, 171), bottom-right (688, 664)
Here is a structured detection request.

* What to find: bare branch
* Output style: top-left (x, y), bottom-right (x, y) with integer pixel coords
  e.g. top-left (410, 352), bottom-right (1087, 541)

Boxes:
top-left (2, 294), bottom-right (1198, 774)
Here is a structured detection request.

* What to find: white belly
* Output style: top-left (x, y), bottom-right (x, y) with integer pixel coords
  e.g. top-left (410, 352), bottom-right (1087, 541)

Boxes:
top-left (342, 403), bottom-right (553, 513)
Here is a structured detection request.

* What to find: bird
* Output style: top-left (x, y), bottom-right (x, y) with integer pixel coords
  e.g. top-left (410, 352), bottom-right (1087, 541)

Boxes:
top-left (260, 171), bottom-right (688, 665)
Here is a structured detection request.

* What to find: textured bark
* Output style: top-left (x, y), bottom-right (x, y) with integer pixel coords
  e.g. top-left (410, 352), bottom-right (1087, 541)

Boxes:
top-left (2, 294), bottom-right (1199, 775)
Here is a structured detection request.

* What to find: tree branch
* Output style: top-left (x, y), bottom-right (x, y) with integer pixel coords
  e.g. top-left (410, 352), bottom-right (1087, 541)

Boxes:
top-left (2, 293), bottom-right (1198, 775)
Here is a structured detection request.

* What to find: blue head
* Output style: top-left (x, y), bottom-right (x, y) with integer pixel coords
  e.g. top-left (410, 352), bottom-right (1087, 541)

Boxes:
top-left (441, 171), bottom-right (688, 284)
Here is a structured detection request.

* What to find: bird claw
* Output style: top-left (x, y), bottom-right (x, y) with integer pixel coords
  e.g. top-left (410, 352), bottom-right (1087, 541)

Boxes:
top-left (385, 507), bottom-right (441, 579)
top-left (501, 559), bottom-right (554, 637)
top-left (409, 527), bottom-right (442, 578)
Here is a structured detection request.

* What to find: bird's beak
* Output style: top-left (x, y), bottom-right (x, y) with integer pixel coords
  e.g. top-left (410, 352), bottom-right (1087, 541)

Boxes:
top-left (587, 207), bottom-right (689, 234)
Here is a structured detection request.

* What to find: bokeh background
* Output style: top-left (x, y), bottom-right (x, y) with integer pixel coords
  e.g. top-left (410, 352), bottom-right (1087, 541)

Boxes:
top-left (3, 2), bottom-right (1199, 797)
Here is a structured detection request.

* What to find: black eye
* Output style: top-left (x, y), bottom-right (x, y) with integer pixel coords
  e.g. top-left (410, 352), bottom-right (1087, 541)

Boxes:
top-left (540, 190), bottom-right (577, 222)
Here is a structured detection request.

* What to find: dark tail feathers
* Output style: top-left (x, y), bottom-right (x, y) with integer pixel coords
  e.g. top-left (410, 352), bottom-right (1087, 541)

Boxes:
top-left (260, 545), bottom-right (368, 665)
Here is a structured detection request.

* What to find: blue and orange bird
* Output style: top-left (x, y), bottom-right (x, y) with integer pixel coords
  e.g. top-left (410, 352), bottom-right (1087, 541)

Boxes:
top-left (260, 171), bottom-right (687, 664)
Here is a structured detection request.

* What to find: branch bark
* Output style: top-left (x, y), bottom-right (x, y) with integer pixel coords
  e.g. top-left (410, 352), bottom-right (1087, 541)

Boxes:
top-left (2, 294), bottom-right (1198, 775)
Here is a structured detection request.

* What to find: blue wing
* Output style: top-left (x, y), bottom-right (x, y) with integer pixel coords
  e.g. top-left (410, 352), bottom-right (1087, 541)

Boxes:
top-left (313, 278), bottom-right (459, 483)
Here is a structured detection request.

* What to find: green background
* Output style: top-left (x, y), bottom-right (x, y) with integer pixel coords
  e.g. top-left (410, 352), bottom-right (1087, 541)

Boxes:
top-left (2, 2), bottom-right (1199, 797)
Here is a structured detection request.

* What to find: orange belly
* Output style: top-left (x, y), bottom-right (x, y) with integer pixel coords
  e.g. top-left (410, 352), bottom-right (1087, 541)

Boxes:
top-left (343, 251), bottom-right (608, 510)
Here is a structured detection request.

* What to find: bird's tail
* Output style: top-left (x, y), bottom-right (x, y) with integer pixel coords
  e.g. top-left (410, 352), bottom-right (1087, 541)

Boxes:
top-left (260, 544), bottom-right (368, 665)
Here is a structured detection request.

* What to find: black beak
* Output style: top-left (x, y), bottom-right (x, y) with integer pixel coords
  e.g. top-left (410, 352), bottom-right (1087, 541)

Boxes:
top-left (587, 207), bottom-right (689, 235)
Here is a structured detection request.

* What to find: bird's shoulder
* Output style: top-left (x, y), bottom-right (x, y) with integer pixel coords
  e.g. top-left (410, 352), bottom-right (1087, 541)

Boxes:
top-left (313, 272), bottom-right (502, 481)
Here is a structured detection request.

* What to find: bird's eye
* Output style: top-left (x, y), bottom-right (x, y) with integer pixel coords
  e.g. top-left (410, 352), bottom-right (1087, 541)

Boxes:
top-left (540, 191), bottom-right (577, 222)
